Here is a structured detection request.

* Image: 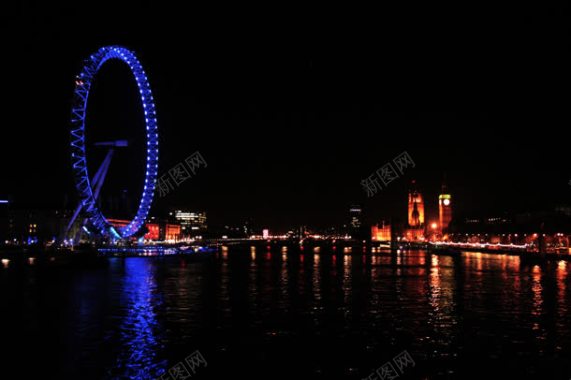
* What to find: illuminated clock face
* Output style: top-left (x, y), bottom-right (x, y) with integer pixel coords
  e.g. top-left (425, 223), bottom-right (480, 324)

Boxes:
top-left (443, 198), bottom-right (451, 206)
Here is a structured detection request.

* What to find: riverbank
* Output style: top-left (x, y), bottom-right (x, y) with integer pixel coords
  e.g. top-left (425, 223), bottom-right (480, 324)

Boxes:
top-left (426, 243), bottom-right (571, 261)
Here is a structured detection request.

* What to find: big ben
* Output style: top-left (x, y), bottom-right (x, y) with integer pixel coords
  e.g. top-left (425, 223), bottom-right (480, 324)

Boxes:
top-left (439, 182), bottom-right (452, 232)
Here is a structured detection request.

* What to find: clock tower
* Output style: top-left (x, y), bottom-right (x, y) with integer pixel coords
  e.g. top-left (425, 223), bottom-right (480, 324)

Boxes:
top-left (438, 182), bottom-right (452, 232)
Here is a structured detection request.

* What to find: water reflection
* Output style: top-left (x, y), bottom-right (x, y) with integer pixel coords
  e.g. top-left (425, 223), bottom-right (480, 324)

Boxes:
top-left (312, 253), bottom-right (322, 307)
top-left (111, 259), bottom-right (166, 379)
top-left (531, 265), bottom-right (543, 321)
top-left (342, 254), bottom-right (352, 305)
top-left (279, 246), bottom-right (289, 302)
top-left (556, 260), bottom-right (569, 351)
top-left (4, 247), bottom-right (571, 379)
top-left (427, 254), bottom-right (458, 356)
top-left (556, 260), bottom-right (567, 298)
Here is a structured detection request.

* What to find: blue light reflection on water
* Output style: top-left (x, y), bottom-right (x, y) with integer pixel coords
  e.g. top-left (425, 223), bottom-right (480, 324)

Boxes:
top-left (2, 248), bottom-right (571, 379)
top-left (107, 258), bottom-right (167, 379)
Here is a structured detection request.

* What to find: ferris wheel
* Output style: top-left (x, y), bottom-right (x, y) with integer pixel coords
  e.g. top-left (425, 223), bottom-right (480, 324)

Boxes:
top-left (67, 46), bottom-right (159, 240)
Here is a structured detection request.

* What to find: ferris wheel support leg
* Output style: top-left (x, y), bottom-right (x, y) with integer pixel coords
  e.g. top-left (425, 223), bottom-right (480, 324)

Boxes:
top-left (92, 149), bottom-right (114, 201)
top-left (64, 149), bottom-right (115, 242)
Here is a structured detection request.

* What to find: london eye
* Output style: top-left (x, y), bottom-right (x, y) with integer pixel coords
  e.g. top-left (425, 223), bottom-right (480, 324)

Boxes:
top-left (68, 45), bottom-right (159, 240)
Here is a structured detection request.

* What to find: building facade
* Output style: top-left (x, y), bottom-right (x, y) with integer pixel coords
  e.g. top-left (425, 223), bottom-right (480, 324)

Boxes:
top-left (408, 181), bottom-right (425, 228)
top-left (172, 210), bottom-right (207, 237)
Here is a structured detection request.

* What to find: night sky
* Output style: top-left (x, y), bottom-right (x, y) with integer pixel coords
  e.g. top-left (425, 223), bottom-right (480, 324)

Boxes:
top-left (1, 2), bottom-right (569, 231)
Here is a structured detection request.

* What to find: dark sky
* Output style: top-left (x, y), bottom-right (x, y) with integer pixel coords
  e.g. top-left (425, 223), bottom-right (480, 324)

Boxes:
top-left (1, 2), bottom-right (569, 231)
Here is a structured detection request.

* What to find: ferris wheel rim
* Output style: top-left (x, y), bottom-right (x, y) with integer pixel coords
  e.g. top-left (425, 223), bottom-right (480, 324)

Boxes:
top-left (70, 45), bottom-right (159, 239)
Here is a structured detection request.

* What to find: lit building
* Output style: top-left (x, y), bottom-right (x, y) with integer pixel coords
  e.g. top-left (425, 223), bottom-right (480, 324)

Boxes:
top-left (402, 180), bottom-right (426, 241)
top-left (438, 182), bottom-right (452, 232)
top-left (165, 224), bottom-right (181, 242)
top-left (404, 228), bottom-right (425, 241)
top-left (109, 218), bottom-right (181, 242)
top-left (371, 221), bottom-right (391, 242)
top-left (144, 223), bottom-right (160, 240)
top-left (172, 210), bottom-right (207, 236)
top-left (1, 208), bottom-right (71, 245)
top-left (349, 205), bottom-right (362, 228)
top-left (408, 180), bottom-right (425, 228)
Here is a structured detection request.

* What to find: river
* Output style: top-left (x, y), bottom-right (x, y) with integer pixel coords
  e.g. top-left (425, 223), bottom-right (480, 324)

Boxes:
top-left (0, 247), bottom-right (569, 379)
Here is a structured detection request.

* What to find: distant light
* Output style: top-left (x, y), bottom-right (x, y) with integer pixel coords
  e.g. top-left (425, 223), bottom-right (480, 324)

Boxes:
top-left (431, 222), bottom-right (438, 230)
top-left (1, 259), bottom-right (9, 268)
top-left (443, 198), bottom-right (451, 206)
top-left (0, 200), bottom-right (8, 204)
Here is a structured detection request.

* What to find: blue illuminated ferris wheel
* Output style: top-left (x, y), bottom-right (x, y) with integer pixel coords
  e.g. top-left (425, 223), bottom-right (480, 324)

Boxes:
top-left (68, 46), bottom-right (159, 240)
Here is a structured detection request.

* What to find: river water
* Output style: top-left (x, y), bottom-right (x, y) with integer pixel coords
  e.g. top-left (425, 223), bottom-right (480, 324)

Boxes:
top-left (0, 248), bottom-right (570, 379)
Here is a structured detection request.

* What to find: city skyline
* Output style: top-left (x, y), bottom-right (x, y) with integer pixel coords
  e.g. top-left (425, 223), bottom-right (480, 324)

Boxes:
top-left (1, 4), bottom-right (569, 232)
top-left (3, 174), bottom-right (570, 241)
top-left (2, 4), bottom-right (570, 380)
